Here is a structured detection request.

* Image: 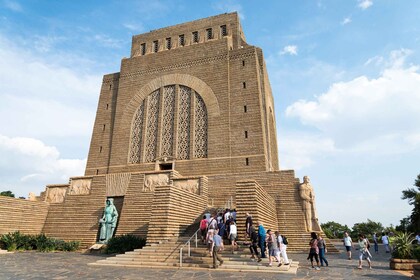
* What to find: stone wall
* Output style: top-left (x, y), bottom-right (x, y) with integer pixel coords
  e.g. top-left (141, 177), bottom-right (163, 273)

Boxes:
top-left (235, 180), bottom-right (278, 239)
top-left (146, 184), bottom-right (207, 244)
top-left (0, 196), bottom-right (49, 235)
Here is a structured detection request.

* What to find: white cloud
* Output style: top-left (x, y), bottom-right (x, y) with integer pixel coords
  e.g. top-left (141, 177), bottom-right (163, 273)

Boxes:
top-left (92, 34), bottom-right (123, 48)
top-left (358, 0), bottom-right (373, 10)
top-left (32, 35), bottom-right (67, 53)
top-left (278, 133), bottom-right (338, 170)
top-left (123, 22), bottom-right (145, 32)
top-left (280, 45), bottom-right (298, 56)
top-left (341, 17), bottom-right (352, 25)
top-left (3, 0), bottom-right (22, 12)
top-left (285, 49), bottom-right (420, 154)
top-left (0, 34), bottom-right (100, 139)
top-left (364, 55), bottom-right (384, 66)
top-left (0, 135), bottom-right (86, 198)
top-left (0, 32), bottom-right (99, 198)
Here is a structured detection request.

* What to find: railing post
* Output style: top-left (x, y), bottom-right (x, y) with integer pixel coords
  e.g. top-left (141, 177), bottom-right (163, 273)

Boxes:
top-left (180, 248), bottom-right (183, 267)
top-left (195, 232), bottom-right (198, 248)
top-left (188, 241), bottom-right (191, 257)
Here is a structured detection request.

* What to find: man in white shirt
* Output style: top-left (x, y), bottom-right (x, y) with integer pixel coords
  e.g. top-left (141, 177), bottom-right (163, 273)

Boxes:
top-left (343, 232), bottom-right (353, 260)
top-left (381, 232), bottom-right (390, 253)
top-left (415, 233), bottom-right (420, 245)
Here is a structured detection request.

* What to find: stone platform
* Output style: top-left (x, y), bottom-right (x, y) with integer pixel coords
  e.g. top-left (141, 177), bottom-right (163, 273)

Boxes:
top-left (0, 243), bottom-right (413, 279)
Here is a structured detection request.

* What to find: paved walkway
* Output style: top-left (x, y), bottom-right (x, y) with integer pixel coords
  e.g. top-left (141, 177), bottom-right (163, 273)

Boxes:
top-left (0, 243), bottom-right (412, 279)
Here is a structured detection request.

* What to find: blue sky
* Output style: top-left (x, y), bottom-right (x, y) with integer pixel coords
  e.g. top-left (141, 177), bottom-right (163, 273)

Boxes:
top-left (1, 0), bottom-right (419, 228)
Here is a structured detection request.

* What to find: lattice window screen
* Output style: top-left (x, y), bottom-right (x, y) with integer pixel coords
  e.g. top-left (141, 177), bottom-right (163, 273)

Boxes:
top-left (194, 92), bottom-right (208, 158)
top-left (161, 85), bottom-right (175, 157)
top-left (128, 102), bottom-right (144, 163)
top-left (129, 85), bottom-right (207, 163)
top-left (144, 89), bottom-right (160, 162)
top-left (177, 86), bottom-right (191, 160)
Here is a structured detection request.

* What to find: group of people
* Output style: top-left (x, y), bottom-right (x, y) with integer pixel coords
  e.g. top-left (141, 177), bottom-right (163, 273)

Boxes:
top-left (199, 210), bottom-right (290, 269)
top-left (343, 231), bottom-right (373, 269)
top-left (307, 232), bottom-right (328, 270)
top-left (200, 209), bottom-right (238, 268)
top-left (245, 213), bottom-right (290, 267)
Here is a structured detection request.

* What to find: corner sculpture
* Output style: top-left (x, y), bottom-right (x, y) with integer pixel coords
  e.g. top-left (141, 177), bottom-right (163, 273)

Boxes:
top-left (98, 198), bottom-right (119, 244)
top-left (299, 176), bottom-right (321, 232)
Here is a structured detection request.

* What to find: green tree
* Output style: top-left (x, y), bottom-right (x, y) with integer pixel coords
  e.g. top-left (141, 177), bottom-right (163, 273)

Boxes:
top-left (320, 221), bottom-right (351, 239)
top-left (396, 217), bottom-right (411, 232)
top-left (401, 174), bottom-right (420, 233)
top-left (0, 190), bottom-right (15, 198)
top-left (351, 219), bottom-right (383, 239)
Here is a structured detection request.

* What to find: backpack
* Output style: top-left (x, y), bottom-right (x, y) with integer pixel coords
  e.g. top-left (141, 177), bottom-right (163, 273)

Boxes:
top-left (200, 219), bottom-right (207, 230)
top-left (282, 235), bottom-right (289, 245)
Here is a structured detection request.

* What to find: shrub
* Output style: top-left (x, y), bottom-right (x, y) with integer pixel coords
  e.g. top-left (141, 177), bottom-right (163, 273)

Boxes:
top-left (0, 231), bottom-right (36, 251)
top-left (391, 232), bottom-right (416, 259)
top-left (412, 245), bottom-right (420, 261)
top-left (106, 234), bottom-right (146, 254)
top-left (35, 234), bottom-right (57, 252)
top-left (62, 241), bottom-right (80, 251)
top-left (0, 231), bottom-right (79, 252)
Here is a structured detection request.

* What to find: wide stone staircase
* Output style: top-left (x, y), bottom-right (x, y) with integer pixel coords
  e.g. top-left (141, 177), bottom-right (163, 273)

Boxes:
top-left (90, 221), bottom-right (298, 274)
top-left (275, 187), bottom-right (339, 253)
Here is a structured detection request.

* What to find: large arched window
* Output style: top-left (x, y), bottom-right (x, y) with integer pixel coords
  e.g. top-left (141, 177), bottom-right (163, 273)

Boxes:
top-left (129, 84), bottom-right (208, 163)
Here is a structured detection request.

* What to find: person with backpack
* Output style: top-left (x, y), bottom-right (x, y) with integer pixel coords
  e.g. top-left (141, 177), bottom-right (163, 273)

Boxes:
top-left (317, 233), bottom-right (329, 266)
top-left (249, 226), bottom-right (262, 262)
top-left (276, 231), bottom-right (290, 266)
top-left (199, 215), bottom-right (208, 244)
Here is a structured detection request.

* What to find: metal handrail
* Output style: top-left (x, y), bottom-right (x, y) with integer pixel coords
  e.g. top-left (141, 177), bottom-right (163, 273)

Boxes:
top-left (179, 228), bottom-right (200, 267)
top-left (179, 197), bottom-right (235, 267)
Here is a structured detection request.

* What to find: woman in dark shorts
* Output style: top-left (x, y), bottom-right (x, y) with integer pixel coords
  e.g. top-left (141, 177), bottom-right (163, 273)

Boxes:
top-left (308, 232), bottom-right (321, 270)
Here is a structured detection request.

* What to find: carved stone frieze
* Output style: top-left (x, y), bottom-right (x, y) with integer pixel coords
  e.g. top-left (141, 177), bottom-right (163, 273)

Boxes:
top-left (173, 179), bottom-right (200, 194)
top-left (69, 178), bottom-right (92, 195)
top-left (143, 173), bottom-right (169, 192)
top-left (45, 186), bottom-right (68, 203)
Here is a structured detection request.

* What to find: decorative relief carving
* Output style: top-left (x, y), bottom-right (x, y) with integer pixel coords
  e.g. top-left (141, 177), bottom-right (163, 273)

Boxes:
top-left (129, 101), bottom-right (144, 163)
top-left (143, 173), bottom-right (169, 192)
top-left (177, 86), bottom-right (191, 160)
top-left (46, 186), bottom-right (67, 203)
top-left (118, 52), bottom-right (255, 81)
top-left (145, 89), bottom-right (160, 162)
top-left (194, 92), bottom-right (208, 158)
top-left (173, 179), bottom-right (200, 194)
top-left (161, 85), bottom-right (175, 157)
top-left (106, 173), bottom-right (131, 197)
top-left (69, 178), bottom-right (92, 195)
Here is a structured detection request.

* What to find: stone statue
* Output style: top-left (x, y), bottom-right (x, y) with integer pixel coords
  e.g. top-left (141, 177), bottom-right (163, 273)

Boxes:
top-left (299, 176), bottom-right (321, 232)
top-left (98, 198), bottom-right (119, 244)
top-left (28, 192), bottom-right (37, 201)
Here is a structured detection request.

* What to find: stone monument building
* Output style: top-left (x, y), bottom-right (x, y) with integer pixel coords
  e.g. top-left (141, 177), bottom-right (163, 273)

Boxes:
top-left (1, 13), bottom-right (329, 259)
